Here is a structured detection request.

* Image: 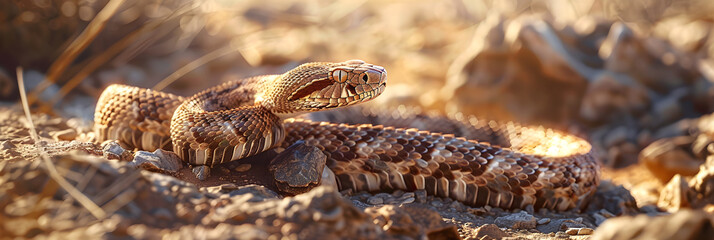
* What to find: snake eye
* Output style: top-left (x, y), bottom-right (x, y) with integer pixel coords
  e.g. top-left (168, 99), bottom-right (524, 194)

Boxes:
top-left (362, 74), bottom-right (368, 82)
top-left (333, 70), bottom-right (348, 83)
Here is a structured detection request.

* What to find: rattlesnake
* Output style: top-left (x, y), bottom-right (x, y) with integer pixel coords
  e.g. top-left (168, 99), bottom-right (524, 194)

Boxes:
top-left (94, 60), bottom-right (600, 211)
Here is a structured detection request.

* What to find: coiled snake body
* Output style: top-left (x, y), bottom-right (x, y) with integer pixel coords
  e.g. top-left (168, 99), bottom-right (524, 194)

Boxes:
top-left (95, 60), bottom-right (600, 211)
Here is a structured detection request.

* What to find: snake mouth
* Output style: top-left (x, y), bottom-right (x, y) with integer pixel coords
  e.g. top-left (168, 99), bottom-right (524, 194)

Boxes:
top-left (296, 81), bottom-right (385, 108)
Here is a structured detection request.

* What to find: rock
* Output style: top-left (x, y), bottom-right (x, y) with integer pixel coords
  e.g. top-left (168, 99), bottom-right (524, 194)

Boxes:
top-left (593, 213), bottom-right (607, 225)
top-left (590, 210), bottom-right (714, 240)
top-left (559, 219), bottom-right (586, 231)
top-left (658, 174), bottom-right (691, 211)
top-left (320, 167), bottom-right (337, 190)
top-left (586, 180), bottom-right (639, 216)
top-left (192, 166), bottom-right (210, 181)
top-left (101, 140), bottom-right (133, 162)
top-left (689, 156), bottom-right (714, 207)
top-left (367, 196), bottom-right (384, 205)
top-left (129, 150), bottom-right (183, 173)
top-left (565, 228), bottom-right (594, 235)
top-left (473, 224), bottom-right (509, 239)
top-left (150, 149), bottom-right (184, 171)
top-left (233, 163), bottom-right (251, 172)
top-left (50, 129), bottom-right (77, 141)
top-left (537, 218), bottom-right (550, 225)
top-left (269, 141), bottom-right (327, 195)
top-left (494, 211), bottom-right (536, 229)
top-left (414, 190), bottom-right (427, 203)
top-left (365, 203), bottom-right (459, 239)
top-left (640, 136), bottom-right (702, 183)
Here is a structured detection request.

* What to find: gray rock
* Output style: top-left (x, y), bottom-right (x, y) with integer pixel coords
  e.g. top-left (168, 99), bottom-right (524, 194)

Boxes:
top-left (494, 211), bottom-right (536, 229)
top-left (192, 165), bottom-right (210, 181)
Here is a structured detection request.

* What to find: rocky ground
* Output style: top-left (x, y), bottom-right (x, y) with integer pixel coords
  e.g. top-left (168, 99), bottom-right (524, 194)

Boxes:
top-left (3, 0), bottom-right (714, 239)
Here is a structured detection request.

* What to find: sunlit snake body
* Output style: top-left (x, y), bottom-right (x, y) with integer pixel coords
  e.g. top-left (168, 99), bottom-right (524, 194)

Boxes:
top-left (94, 60), bottom-right (600, 211)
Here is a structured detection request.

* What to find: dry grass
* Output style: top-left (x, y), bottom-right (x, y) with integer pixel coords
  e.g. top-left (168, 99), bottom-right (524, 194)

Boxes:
top-left (16, 66), bottom-right (107, 219)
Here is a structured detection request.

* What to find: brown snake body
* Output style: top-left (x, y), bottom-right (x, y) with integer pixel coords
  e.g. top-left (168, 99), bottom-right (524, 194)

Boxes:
top-left (94, 60), bottom-right (600, 211)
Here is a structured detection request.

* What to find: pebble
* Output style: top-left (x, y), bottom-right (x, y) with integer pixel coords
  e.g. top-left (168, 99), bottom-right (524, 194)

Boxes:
top-left (537, 218), bottom-right (550, 225)
top-left (593, 213), bottom-right (607, 225)
top-left (494, 211), bottom-right (536, 229)
top-left (657, 174), bottom-right (690, 211)
top-left (192, 166), bottom-right (210, 181)
top-left (234, 164), bottom-right (251, 172)
top-left (367, 196), bottom-right (384, 205)
top-left (599, 209), bottom-right (615, 218)
top-left (565, 227), bottom-right (594, 235)
top-left (101, 141), bottom-right (132, 161)
top-left (473, 224), bottom-right (508, 239)
top-left (591, 209), bottom-right (714, 240)
top-left (524, 204), bottom-right (535, 214)
top-left (50, 129), bottom-right (77, 141)
top-left (320, 168), bottom-right (337, 190)
top-left (414, 190), bottom-right (427, 203)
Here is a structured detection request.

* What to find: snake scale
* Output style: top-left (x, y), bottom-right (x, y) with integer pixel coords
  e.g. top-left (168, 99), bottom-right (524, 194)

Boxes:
top-left (94, 60), bottom-right (600, 211)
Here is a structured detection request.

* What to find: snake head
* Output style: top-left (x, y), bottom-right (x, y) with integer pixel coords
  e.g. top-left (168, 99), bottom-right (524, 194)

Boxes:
top-left (271, 60), bottom-right (387, 114)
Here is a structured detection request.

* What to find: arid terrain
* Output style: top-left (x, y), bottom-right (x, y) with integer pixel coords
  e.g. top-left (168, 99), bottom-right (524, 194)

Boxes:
top-left (2, 0), bottom-right (714, 239)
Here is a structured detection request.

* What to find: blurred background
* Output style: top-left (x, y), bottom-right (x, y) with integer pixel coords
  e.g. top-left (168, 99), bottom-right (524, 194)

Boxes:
top-left (3, 0), bottom-right (714, 171)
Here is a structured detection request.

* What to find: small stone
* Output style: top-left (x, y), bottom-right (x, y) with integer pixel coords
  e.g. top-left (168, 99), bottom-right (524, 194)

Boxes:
top-left (593, 213), bottom-right (608, 225)
top-left (269, 141), bottom-right (327, 195)
top-left (658, 174), bottom-right (691, 211)
top-left (688, 156), bottom-right (714, 207)
top-left (400, 197), bottom-right (415, 204)
top-left (367, 196), bottom-right (384, 205)
top-left (599, 209), bottom-right (615, 218)
top-left (319, 167), bottom-right (337, 190)
top-left (473, 224), bottom-right (508, 239)
top-left (566, 227), bottom-right (594, 235)
top-left (101, 140), bottom-right (132, 161)
top-left (524, 204), bottom-right (535, 214)
top-left (559, 219), bottom-right (587, 230)
top-left (537, 218), bottom-right (551, 225)
top-left (130, 150), bottom-right (183, 173)
top-left (414, 190), bottom-right (427, 203)
top-left (448, 201), bottom-right (464, 211)
top-left (151, 149), bottom-right (183, 171)
top-left (234, 164), bottom-right (251, 172)
top-left (590, 209), bottom-right (714, 240)
top-left (494, 211), bottom-right (536, 229)
top-left (192, 166), bottom-right (210, 181)
top-left (50, 129), bottom-right (77, 141)
top-left (430, 200), bottom-right (444, 208)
